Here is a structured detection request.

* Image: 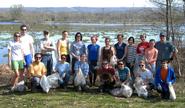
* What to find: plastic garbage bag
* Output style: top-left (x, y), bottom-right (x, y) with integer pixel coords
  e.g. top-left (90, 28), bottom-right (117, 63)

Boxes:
top-left (169, 84), bottom-right (176, 100)
top-left (120, 83), bottom-right (133, 98)
top-left (13, 80), bottom-right (27, 92)
top-left (110, 83), bottom-right (133, 98)
top-left (47, 73), bottom-right (60, 88)
top-left (110, 55), bottom-right (117, 66)
top-left (74, 68), bottom-right (86, 86)
top-left (133, 77), bottom-right (148, 98)
top-left (40, 75), bottom-right (50, 93)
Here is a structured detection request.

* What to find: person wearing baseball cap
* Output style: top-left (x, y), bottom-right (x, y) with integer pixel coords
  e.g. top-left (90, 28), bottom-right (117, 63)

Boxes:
top-left (154, 32), bottom-right (177, 70)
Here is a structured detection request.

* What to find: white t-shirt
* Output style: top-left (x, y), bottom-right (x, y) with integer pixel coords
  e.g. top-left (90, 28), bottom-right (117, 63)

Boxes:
top-left (20, 34), bottom-right (34, 55)
top-left (8, 41), bottom-right (24, 61)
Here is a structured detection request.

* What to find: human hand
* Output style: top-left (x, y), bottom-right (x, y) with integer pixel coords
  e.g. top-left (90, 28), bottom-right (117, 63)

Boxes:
top-left (157, 84), bottom-right (162, 91)
top-left (168, 82), bottom-right (172, 86)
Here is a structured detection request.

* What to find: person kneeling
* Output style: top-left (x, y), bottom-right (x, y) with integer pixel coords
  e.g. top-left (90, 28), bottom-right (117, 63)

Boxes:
top-left (55, 54), bottom-right (70, 89)
top-left (74, 54), bottom-right (89, 91)
top-left (29, 53), bottom-right (47, 92)
top-left (97, 61), bottom-right (116, 93)
top-left (155, 60), bottom-right (176, 100)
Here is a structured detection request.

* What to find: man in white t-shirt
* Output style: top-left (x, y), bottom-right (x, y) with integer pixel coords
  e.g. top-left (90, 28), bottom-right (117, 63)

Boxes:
top-left (20, 24), bottom-right (35, 77)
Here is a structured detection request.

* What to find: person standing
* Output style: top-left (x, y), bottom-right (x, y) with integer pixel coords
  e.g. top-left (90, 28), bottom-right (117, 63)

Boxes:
top-left (20, 24), bottom-right (35, 80)
top-left (155, 32), bottom-right (177, 70)
top-left (125, 37), bottom-right (137, 80)
top-left (114, 34), bottom-right (127, 61)
top-left (100, 37), bottom-right (115, 65)
top-left (70, 32), bottom-right (86, 74)
top-left (144, 39), bottom-right (158, 74)
top-left (8, 32), bottom-right (24, 90)
top-left (57, 30), bottom-right (70, 63)
top-left (40, 30), bottom-right (55, 76)
top-left (87, 35), bottom-right (100, 86)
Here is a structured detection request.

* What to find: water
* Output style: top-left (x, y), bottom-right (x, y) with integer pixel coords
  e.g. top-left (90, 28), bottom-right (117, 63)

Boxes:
top-left (0, 23), bottom-right (185, 64)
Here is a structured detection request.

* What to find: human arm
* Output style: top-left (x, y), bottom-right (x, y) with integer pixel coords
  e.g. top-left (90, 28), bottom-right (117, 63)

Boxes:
top-left (57, 40), bottom-right (61, 61)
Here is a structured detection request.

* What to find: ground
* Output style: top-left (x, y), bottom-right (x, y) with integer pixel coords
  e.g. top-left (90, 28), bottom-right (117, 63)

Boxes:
top-left (0, 64), bottom-right (185, 108)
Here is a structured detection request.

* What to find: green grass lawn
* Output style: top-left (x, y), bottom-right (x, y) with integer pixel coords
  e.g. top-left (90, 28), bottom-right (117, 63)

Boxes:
top-left (0, 79), bottom-right (185, 108)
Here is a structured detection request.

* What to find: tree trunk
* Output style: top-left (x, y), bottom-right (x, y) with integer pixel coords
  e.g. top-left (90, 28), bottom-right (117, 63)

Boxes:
top-left (169, 0), bottom-right (175, 42)
top-left (166, 0), bottom-right (170, 41)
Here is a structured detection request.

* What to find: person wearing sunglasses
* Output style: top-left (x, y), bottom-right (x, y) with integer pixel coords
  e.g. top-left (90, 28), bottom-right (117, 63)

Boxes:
top-left (116, 60), bottom-right (131, 86)
top-left (8, 32), bottom-right (24, 90)
top-left (97, 61), bottom-right (116, 93)
top-left (28, 53), bottom-right (47, 92)
top-left (136, 60), bottom-right (154, 96)
top-left (55, 54), bottom-right (70, 89)
top-left (20, 24), bottom-right (35, 80)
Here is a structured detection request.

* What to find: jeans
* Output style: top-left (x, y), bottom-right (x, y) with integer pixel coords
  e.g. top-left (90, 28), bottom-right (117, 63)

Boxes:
top-left (58, 73), bottom-right (70, 87)
top-left (89, 61), bottom-right (97, 85)
top-left (41, 54), bottom-right (53, 76)
top-left (31, 77), bottom-right (41, 91)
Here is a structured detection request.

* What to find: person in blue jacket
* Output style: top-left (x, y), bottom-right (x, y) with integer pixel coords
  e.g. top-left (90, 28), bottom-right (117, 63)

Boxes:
top-left (155, 60), bottom-right (176, 99)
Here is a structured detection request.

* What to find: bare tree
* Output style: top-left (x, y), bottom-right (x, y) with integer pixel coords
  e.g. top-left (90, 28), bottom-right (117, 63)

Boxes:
top-left (9, 4), bottom-right (24, 20)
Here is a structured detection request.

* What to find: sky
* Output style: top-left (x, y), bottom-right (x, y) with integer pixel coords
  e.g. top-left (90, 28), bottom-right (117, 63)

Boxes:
top-left (0, 0), bottom-right (154, 8)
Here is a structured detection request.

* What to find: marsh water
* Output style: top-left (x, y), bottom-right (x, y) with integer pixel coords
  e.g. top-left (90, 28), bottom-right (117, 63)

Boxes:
top-left (0, 23), bottom-right (184, 64)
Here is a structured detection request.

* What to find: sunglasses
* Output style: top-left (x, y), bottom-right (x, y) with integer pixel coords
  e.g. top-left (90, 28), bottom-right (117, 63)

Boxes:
top-left (139, 64), bottom-right (144, 67)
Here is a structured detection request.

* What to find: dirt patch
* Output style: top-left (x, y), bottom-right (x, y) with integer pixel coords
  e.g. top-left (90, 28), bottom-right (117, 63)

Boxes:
top-left (0, 64), bottom-right (14, 86)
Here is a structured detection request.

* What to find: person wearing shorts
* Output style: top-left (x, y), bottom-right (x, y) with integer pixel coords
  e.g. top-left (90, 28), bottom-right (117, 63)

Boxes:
top-left (8, 32), bottom-right (24, 90)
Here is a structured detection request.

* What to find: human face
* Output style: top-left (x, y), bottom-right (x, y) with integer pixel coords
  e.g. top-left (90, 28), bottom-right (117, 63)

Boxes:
top-left (80, 55), bottom-right (86, 62)
top-left (117, 35), bottom-right (123, 43)
top-left (105, 39), bottom-right (110, 46)
top-left (14, 33), bottom-right (21, 41)
top-left (61, 56), bottom-right (66, 62)
top-left (35, 55), bottom-right (42, 63)
top-left (128, 39), bottom-right (133, 45)
top-left (139, 62), bottom-right (145, 70)
top-left (161, 61), bottom-right (168, 68)
top-left (160, 36), bottom-right (166, 42)
top-left (62, 32), bottom-right (68, 39)
top-left (91, 37), bottom-right (97, 44)
top-left (149, 41), bottom-right (155, 48)
top-left (140, 35), bottom-right (145, 42)
top-left (21, 27), bottom-right (27, 35)
top-left (76, 34), bottom-right (81, 41)
top-left (102, 63), bottom-right (109, 69)
top-left (118, 62), bottom-right (125, 69)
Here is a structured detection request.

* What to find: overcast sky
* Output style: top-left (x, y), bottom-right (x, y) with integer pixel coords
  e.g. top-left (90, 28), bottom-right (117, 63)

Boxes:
top-left (0, 0), bottom-right (154, 8)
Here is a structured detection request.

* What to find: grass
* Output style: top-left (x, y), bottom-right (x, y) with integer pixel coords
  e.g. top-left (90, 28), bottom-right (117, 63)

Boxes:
top-left (0, 78), bottom-right (185, 108)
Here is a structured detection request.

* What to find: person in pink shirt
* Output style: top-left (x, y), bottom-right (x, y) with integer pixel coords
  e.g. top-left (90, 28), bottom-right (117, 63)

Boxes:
top-left (144, 39), bottom-right (158, 75)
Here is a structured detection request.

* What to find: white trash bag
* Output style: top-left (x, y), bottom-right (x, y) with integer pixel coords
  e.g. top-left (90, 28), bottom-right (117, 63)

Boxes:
top-left (74, 68), bottom-right (86, 86)
top-left (169, 84), bottom-right (176, 100)
top-left (40, 75), bottom-right (50, 93)
top-left (110, 83), bottom-right (133, 98)
top-left (47, 73), bottom-right (60, 88)
top-left (13, 80), bottom-right (27, 92)
top-left (133, 77), bottom-right (148, 98)
top-left (110, 55), bottom-right (117, 66)
top-left (120, 83), bottom-right (133, 98)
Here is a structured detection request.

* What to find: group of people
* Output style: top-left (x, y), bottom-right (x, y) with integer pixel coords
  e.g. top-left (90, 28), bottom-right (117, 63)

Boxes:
top-left (8, 24), bottom-right (177, 100)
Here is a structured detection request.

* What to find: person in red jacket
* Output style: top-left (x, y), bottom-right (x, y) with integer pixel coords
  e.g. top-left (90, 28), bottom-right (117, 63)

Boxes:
top-left (97, 61), bottom-right (117, 92)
